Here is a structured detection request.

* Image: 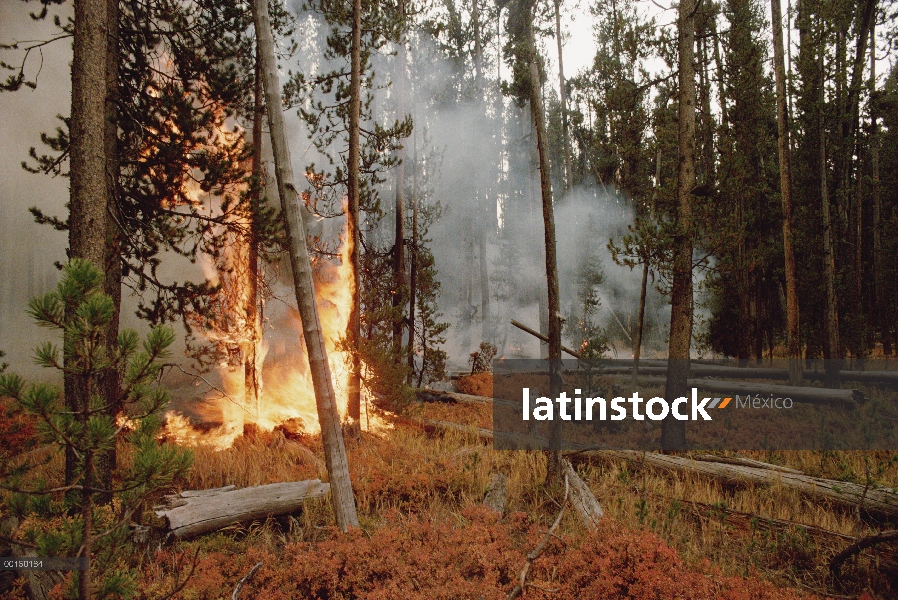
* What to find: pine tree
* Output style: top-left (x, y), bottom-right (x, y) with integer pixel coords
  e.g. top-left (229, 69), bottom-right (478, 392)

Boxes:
top-left (0, 260), bottom-right (191, 599)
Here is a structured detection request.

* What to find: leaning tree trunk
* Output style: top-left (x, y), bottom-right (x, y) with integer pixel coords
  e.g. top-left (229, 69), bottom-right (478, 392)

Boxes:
top-left (662, 0), bottom-right (696, 452)
top-left (67, 0), bottom-right (110, 488)
top-left (525, 12), bottom-right (563, 477)
top-left (252, 0), bottom-right (359, 532)
top-left (345, 0), bottom-right (363, 426)
top-left (771, 0), bottom-right (802, 386)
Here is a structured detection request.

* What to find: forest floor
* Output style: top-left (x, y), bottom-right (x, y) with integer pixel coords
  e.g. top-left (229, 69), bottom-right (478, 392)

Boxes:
top-left (2, 373), bottom-right (897, 599)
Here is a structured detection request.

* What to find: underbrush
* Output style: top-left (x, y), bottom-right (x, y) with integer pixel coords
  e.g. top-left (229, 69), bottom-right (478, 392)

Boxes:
top-left (2, 388), bottom-right (896, 599)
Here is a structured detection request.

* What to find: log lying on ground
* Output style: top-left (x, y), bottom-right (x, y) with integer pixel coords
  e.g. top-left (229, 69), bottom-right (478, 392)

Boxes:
top-left (608, 375), bottom-right (863, 405)
top-left (691, 453), bottom-right (803, 474)
top-left (562, 459), bottom-right (603, 529)
top-left (584, 450), bottom-right (898, 517)
top-left (483, 473), bottom-right (508, 516)
top-left (155, 481), bottom-right (330, 540)
top-left (631, 360), bottom-right (898, 387)
top-left (416, 389), bottom-right (493, 405)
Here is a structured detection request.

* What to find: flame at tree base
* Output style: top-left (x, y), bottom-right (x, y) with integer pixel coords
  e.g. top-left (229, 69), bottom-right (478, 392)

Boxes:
top-left (164, 231), bottom-right (358, 450)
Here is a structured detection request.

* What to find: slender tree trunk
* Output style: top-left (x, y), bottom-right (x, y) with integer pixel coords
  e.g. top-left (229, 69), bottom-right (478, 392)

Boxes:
top-left (870, 21), bottom-right (883, 354)
top-left (472, 0), bottom-right (491, 344)
top-left (346, 0), bottom-right (363, 425)
top-left (392, 4), bottom-right (407, 363)
top-left (252, 0), bottom-right (359, 531)
top-left (67, 0), bottom-right (110, 486)
top-left (97, 0), bottom-right (121, 504)
top-left (525, 15), bottom-right (562, 477)
top-left (554, 0), bottom-right (572, 191)
top-left (473, 0), bottom-right (483, 88)
top-left (246, 48), bottom-right (264, 414)
top-left (771, 0), bottom-right (802, 385)
top-left (663, 0), bottom-right (696, 452)
top-left (407, 127), bottom-right (419, 384)
top-left (819, 34), bottom-right (840, 386)
top-left (633, 149), bottom-right (660, 389)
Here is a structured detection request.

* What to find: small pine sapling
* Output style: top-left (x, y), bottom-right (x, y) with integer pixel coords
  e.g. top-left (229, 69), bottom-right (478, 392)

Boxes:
top-left (0, 259), bottom-right (192, 600)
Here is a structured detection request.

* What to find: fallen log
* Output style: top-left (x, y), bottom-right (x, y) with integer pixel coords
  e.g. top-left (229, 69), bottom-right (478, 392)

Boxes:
top-left (155, 480), bottom-right (330, 540)
top-left (585, 450), bottom-right (898, 517)
top-left (562, 459), bottom-right (603, 529)
top-left (608, 375), bottom-right (863, 405)
top-left (483, 473), bottom-right (508, 516)
top-left (691, 454), bottom-right (803, 474)
top-left (628, 360), bottom-right (898, 387)
top-left (416, 389), bottom-right (493, 405)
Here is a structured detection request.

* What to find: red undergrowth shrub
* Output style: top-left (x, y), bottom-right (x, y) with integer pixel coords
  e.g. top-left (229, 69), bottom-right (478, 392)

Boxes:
top-left (142, 507), bottom-right (813, 599)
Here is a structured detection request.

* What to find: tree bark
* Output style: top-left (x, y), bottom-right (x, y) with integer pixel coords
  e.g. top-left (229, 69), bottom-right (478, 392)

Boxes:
top-left (347, 0), bottom-right (363, 424)
top-left (771, 0), bottom-right (803, 386)
top-left (252, 0), bottom-right (359, 531)
top-left (66, 0), bottom-right (110, 487)
top-left (662, 0), bottom-right (696, 452)
top-left (96, 0), bottom-right (121, 504)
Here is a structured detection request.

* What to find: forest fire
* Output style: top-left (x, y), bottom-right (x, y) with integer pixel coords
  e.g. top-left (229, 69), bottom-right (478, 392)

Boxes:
top-left (164, 233), bottom-right (355, 449)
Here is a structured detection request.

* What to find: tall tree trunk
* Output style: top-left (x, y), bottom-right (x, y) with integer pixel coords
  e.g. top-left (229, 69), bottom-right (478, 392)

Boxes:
top-left (870, 21), bottom-right (883, 354)
top-left (392, 2), bottom-right (407, 363)
top-left (819, 32), bottom-right (840, 386)
top-left (97, 0), bottom-right (121, 504)
top-left (246, 48), bottom-right (264, 414)
top-left (526, 13), bottom-right (562, 477)
top-left (479, 224), bottom-right (490, 343)
top-left (472, 0), bottom-right (491, 345)
top-left (67, 0), bottom-right (110, 487)
top-left (407, 126), bottom-right (419, 384)
top-left (662, 0), bottom-right (696, 452)
top-left (346, 0), bottom-right (363, 425)
top-left (473, 0), bottom-right (483, 88)
top-left (771, 0), bottom-right (802, 385)
top-left (632, 154), bottom-right (659, 387)
top-left (633, 149), bottom-right (660, 390)
top-left (252, 0), bottom-right (359, 532)
top-left (553, 0), bottom-right (572, 191)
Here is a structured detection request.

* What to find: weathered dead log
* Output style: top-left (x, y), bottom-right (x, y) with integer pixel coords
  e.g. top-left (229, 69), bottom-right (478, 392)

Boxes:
top-left (562, 459), bottom-right (603, 529)
top-left (586, 450), bottom-right (898, 517)
top-left (608, 375), bottom-right (863, 405)
top-left (483, 473), bottom-right (508, 516)
top-left (691, 454), bottom-right (803, 474)
top-left (155, 480), bottom-right (330, 540)
top-left (416, 389), bottom-right (493, 405)
top-left (626, 361), bottom-right (898, 387)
